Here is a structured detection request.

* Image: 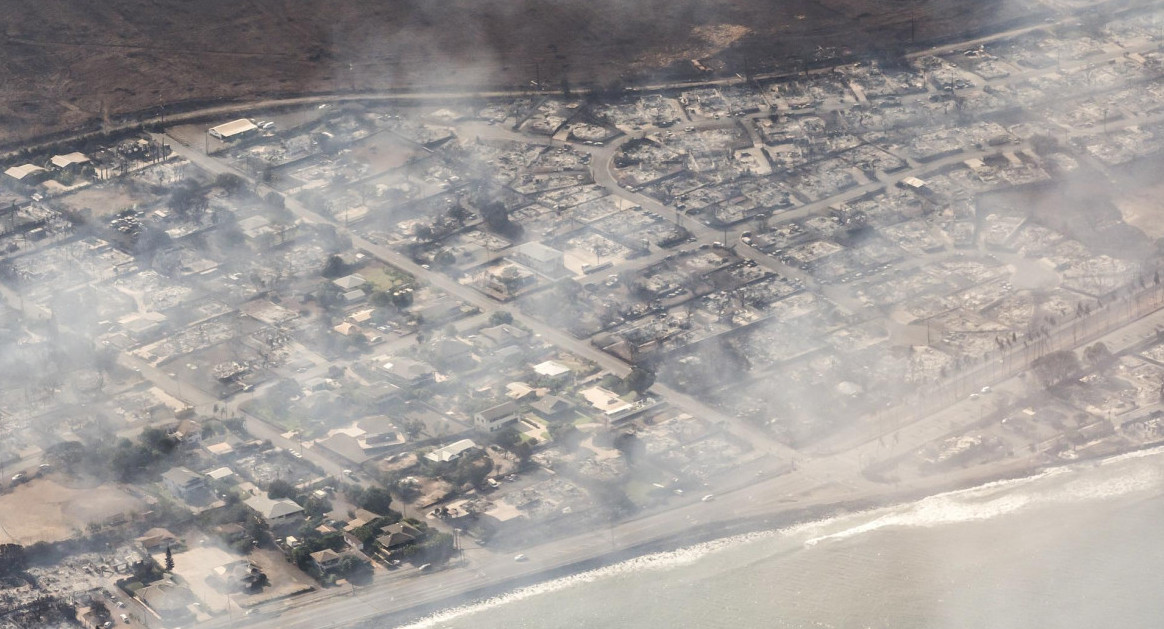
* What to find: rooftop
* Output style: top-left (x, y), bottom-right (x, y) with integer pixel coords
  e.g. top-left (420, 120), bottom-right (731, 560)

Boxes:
top-left (4, 164), bottom-right (44, 180)
top-left (530, 394), bottom-right (575, 416)
top-left (515, 241), bottom-right (563, 264)
top-left (476, 400), bottom-right (519, 421)
top-left (244, 494), bottom-right (305, 520)
top-left (533, 360), bottom-right (571, 378)
top-left (425, 438), bottom-right (478, 463)
top-left (381, 357), bottom-right (435, 381)
top-left (209, 118), bottom-right (258, 138)
top-left (333, 274), bottom-right (366, 290)
top-left (161, 466), bottom-right (204, 488)
top-left (50, 152), bottom-right (89, 168)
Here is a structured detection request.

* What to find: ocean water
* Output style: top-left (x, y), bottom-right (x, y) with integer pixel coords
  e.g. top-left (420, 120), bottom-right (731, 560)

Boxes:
top-left (397, 448), bottom-right (1164, 629)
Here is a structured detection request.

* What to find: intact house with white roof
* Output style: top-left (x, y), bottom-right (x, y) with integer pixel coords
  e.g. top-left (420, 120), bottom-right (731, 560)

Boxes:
top-left (425, 439), bottom-right (479, 463)
top-left (244, 494), bottom-right (306, 530)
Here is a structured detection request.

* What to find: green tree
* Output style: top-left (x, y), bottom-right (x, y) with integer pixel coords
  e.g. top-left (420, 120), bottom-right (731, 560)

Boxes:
top-left (302, 495), bottom-right (333, 520)
top-left (245, 514), bottom-right (270, 548)
top-left (489, 310), bottom-right (514, 325)
top-left (493, 427), bottom-right (522, 450)
top-left (370, 291), bottom-right (393, 307)
top-left (164, 546), bottom-right (174, 572)
top-left (401, 418), bottom-right (425, 440)
top-left (417, 531), bottom-right (455, 564)
top-left (140, 427), bottom-right (178, 455)
top-left (1084, 342), bottom-right (1115, 371)
top-left (548, 422), bottom-right (581, 451)
top-left (44, 441), bottom-right (86, 474)
top-left (337, 555), bottom-right (372, 577)
top-left (90, 600), bottom-right (111, 624)
top-left (449, 451), bottom-right (493, 488)
top-left (625, 367), bottom-right (655, 394)
top-left (168, 180), bottom-right (209, 222)
top-left (357, 487), bottom-right (393, 515)
top-left (413, 224), bottom-right (434, 242)
top-left (480, 201), bottom-right (509, 230)
top-left (215, 173), bottom-right (246, 195)
top-left (1032, 350), bottom-right (1081, 389)
top-left (267, 479), bottom-right (297, 500)
top-left (391, 289), bottom-right (414, 308)
top-left (321, 254), bottom-right (349, 279)
top-left (613, 431), bottom-right (641, 462)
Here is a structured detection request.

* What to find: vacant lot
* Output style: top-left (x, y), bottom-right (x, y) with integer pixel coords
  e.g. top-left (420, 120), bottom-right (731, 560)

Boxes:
top-left (0, 478), bottom-right (144, 544)
top-left (154, 542), bottom-right (238, 615)
top-left (55, 183), bottom-right (158, 220)
top-left (0, 0), bottom-right (1042, 146)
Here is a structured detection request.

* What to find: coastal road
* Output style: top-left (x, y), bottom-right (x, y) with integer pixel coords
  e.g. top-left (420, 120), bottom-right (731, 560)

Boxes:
top-left (7, 0), bottom-right (1132, 166)
top-left (200, 460), bottom-right (865, 629)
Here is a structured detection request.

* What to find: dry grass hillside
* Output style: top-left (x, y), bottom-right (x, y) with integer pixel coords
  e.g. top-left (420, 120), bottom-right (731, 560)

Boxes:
top-left (0, 0), bottom-right (1039, 145)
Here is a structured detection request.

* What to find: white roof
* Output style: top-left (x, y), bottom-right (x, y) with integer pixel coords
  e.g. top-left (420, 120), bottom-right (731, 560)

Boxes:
top-left (161, 466), bottom-right (204, 487)
top-left (244, 495), bottom-right (304, 520)
top-left (4, 164), bottom-right (45, 180)
top-left (580, 386), bottom-right (632, 414)
top-left (332, 274), bottom-right (366, 290)
top-left (206, 467), bottom-right (234, 480)
top-left (206, 442), bottom-right (234, 455)
top-left (425, 439), bottom-right (477, 463)
top-left (50, 152), bottom-right (89, 168)
top-left (533, 360), bottom-right (570, 377)
top-left (210, 119), bottom-right (258, 138)
top-left (515, 242), bottom-right (563, 264)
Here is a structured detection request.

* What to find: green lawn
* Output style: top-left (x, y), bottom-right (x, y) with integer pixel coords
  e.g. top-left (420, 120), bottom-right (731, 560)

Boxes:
top-left (361, 266), bottom-right (413, 292)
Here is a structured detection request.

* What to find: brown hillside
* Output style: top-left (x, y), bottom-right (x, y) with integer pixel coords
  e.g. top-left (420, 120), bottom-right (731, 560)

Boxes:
top-left (0, 0), bottom-right (1037, 145)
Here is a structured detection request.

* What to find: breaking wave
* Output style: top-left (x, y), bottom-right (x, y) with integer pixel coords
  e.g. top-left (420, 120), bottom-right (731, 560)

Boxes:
top-left (393, 445), bottom-right (1164, 627)
top-left (392, 529), bottom-right (782, 628)
top-left (806, 448), bottom-right (1164, 546)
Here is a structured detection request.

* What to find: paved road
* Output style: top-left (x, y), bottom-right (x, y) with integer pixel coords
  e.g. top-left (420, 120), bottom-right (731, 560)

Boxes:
top-left (0, 3), bottom-right (1143, 622)
top-left (160, 133), bottom-right (800, 462)
top-left (199, 454), bottom-right (869, 629)
top-left (181, 116), bottom-right (1164, 629)
top-left (115, 351), bottom-right (347, 478)
top-left (148, 13), bottom-right (1164, 497)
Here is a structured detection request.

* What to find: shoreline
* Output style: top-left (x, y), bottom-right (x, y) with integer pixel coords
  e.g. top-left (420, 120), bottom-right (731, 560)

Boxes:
top-left (343, 439), bottom-right (1164, 628)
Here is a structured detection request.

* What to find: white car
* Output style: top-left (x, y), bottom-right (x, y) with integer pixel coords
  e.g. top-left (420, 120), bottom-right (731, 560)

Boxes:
top-left (514, 554), bottom-right (528, 562)
top-left (701, 494), bottom-right (716, 502)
